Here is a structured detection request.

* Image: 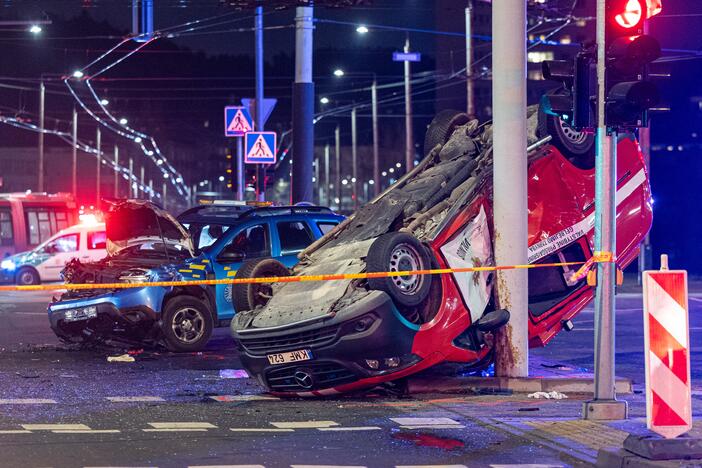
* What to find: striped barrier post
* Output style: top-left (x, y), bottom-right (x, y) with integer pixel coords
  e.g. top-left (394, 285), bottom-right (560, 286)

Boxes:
top-left (642, 254), bottom-right (692, 439)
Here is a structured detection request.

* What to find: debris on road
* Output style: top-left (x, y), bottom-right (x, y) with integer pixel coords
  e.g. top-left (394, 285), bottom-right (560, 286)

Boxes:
top-left (107, 354), bottom-right (135, 363)
top-left (528, 391), bottom-right (568, 400)
top-left (219, 369), bottom-right (249, 379)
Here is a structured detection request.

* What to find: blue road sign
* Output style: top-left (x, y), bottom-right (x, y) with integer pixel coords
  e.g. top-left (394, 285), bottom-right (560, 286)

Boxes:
top-left (393, 51), bottom-right (422, 62)
top-left (224, 106), bottom-right (253, 137)
top-left (245, 131), bottom-right (277, 164)
top-left (241, 98), bottom-right (277, 127)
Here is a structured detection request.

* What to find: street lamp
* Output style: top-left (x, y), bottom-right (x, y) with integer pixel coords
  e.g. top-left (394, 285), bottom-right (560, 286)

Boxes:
top-left (119, 118), bottom-right (128, 125)
top-left (320, 97), bottom-right (330, 104)
top-left (100, 99), bottom-right (109, 106)
top-left (29, 25), bottom-right (42, 34)
top-left (72, 70), bottom-right (84, 79)
top-left (134, 137), bottom-right (143, 143)
top-left (356, 25), bottom-right (369, 34)
top-left (333, 69), bottom-right (345, 77)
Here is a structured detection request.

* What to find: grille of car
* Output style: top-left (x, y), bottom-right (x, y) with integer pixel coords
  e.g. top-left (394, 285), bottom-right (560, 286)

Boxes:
top-left (265, 361), bottom-right (357, 392)
top-left (237, 324), bottom-right (339, 355)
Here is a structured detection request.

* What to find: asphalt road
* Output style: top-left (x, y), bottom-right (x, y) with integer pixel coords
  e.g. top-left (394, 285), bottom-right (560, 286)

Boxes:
top-left (0, 287), bottom-right (700, 468)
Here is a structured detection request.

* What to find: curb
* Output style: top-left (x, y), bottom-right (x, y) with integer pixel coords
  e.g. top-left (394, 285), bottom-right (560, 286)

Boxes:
top-left (597, 448), bottom-right (693, 467)
top-left (408, 375), bottom-right (633, 394)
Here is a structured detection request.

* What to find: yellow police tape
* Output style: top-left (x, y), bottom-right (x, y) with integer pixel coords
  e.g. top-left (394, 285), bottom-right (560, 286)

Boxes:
top-left (0, 253), bottom-right (617, 292)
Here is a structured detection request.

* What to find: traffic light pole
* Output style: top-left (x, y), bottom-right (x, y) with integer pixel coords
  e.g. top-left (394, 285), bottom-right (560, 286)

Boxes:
top-left (583, 0), bottom-right (627, 421)
top-left (492, 0), bottom-right (529, 378)
top-left (254, 6), bottom-right (265, 201)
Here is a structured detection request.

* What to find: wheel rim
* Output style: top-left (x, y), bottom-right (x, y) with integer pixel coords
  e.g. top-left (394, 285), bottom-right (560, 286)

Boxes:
top-left (171, 307), bottom-right (206, 344)
top-left (389, 243), bottom-right (423, 295)
top-left (558, 118), bottom-right (589, 146)
top-left (19, 271), bottom-right (35, 285)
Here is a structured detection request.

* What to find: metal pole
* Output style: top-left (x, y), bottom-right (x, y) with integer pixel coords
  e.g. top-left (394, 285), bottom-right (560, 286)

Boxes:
top-left (492, 0), bottom-right (528, 378)
top-left (314, 157), bottom-right (321, 204)
top-left (236, 137), bottom-right (245, 200)
top-left (71, 108), bottom-right (77, 199)
top-left (403, 35), bottom-right (414, 173)
top-left (38, 82), bottom-right (45, 192)
top-left (638, 19), bottom-right (652, 284)
top-left (324, 143), bottom-right (330, 206)
top-left (113, 146), bottom-right (119, 198)
top-left (128, 158), bottom-right (134, 198)
top-left (162, 182), bottom-right (167, 210)
top-left (335, 125), bottom-right (341, 210)
top-left (254, 6), bottom-right (265, 201)
top-left (148, 179), bottom-right (153, 202)
top-left (351, 106), bottom-right (358, 209)
top-left (140, 166), bottom-right (145, 198)
top-left (371, 79), bottom-right (380, 196)
top-left (465, 2), bottom-right (475, 118)
top-left (292, 6), bottom-right (315, 204)
top-left (96, 127), bottom-right (101, 206)
top-left (583, 0), bottom-right (627, 421)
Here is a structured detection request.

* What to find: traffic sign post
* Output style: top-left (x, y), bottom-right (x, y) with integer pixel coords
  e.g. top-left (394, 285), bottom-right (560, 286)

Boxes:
top-left (642, 255), bottom-right (692, 439)
top-left (245, 131), bottom-right (277, 165)
top-left (224, 106), bottom-right (253, 137)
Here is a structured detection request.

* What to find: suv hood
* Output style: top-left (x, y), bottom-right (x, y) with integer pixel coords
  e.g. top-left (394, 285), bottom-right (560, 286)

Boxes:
top-left (106, 200), bottom-right (194, 256)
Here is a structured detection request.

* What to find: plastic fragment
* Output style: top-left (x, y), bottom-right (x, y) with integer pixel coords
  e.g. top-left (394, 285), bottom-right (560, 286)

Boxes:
top-left (219, 369), bottom-right (249, 379)
top-left (107, 354), bottom-right (135, 363)
top-left (527, 391), bottom-right (568, 400)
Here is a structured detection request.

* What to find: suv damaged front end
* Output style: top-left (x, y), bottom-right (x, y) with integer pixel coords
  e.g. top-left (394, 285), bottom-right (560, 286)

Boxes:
top-left (48, 200), bottom-right (206, 348)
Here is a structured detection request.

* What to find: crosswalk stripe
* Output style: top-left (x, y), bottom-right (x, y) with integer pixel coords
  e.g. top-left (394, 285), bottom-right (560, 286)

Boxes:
top-left (317, 427), bottom-right (381, 432)
top-left (398, 424), bottom-right (466, 429)
top-left (22, 424), bottom-right (90, 431)
top-left (0, 430), bottom-right (32, 434)
top-left (107, 396), bottom-right (165, 402)
top-left (188, 465), bottom-right (266, 468)
top-left (397, 465), bottom-right (469, 468)
top-left (390, 418), bottom-right (462, 426)
top-left (148, 422), bottom-right (217, 429)
top-left (489, 465), bottom-right (564, 468)
top-left (210, 395), bottom-right (279, 402)
top-left (229, 428), bottom-right (295, 433)
top-left (0, 399), bottom-right (57, 404)
top-left (143, 428), bottom-right (210, 432)
top-left (271, 421), bottom-right (339, 429)
top-left (291, 466), bottom-right (367, 468)
top-left (53, 430), bottom-right (121, 434)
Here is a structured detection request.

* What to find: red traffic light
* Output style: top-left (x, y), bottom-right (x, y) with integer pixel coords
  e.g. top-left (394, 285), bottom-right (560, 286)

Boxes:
top-left (614, 0), bottom-right (644, 29)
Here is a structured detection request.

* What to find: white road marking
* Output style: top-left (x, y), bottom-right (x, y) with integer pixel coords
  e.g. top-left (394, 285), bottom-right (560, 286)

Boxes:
top-left (53, 429), bottom-right (121, 434)
top-left (397, 465), bottom-right (468, 468)
top-left (391, 418), bottom-right (462, 427)
top-left (291, 466), bottom-right (367, 468)
top-left (210, 395), bottom-right (279, 402)
top-left (490, 465), bottom-right (564, 468)
top-left (0, 430), bottom-right (32, 434)
top-left (0, 399), bottom-right (57, 404)
top-left (271, 421), bottom-right (339, 429)
top-left (107, 396), bottom-right (165, 402)
top-left (399, 425), bottom-right (466, 430)
top-left (317, 426), bottom-right (381, 431)
top-left (147, 422), bottom-right (217, 429)
top-left (189, 465), bottom-right (266, 468)
top-left (22, 424), bottom-right (90, 431)
top-left (142, 428), bottom-right (209, 432)
top-left (229, 428), bottom-right (295, 433)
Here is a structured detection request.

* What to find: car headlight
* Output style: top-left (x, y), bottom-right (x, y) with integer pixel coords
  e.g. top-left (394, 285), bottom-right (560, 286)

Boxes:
top-left (1, 259), bottom-right (16, 271)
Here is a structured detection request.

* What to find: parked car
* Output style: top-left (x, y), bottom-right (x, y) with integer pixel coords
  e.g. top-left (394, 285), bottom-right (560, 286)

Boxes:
top-left (1, 221), bottom-right (106, 285)
top-left (230, 106), bottom-right (652, 396)
top-left (47, 200), bottom-right (343, 352)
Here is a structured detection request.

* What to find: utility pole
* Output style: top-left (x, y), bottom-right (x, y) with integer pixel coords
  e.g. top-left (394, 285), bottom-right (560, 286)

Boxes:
top-left (314, 157), bottom-right (321, 204)
top-left (324, 143), bottom-right (330, 206)
top-left (236, 137), bottom-right (244, 201)
top-left (254, 6), bottom-right (265, 201)
top-left (96, 127), bottom-right (101, 206)
top-left (403, 35), bottom-right (414, 173)
top-left (292, 6), bottom-right (314, 204)
top-left (465, 2), bottom-right (475, 118)
top-left (148, 179), bottom-right (153, 202)
top-left (351, 106), bottom-right (358, 209)
top-left (128, 158), bottom-right (134, 198)
top-left (71, 108), bottom-right (78, 199)
top-left (38, 82), bottom-right (45, 193)
top-left (140, 166), bottom-right (145, 198)
top-left (113, 146), bottom-right (119, 198)
top-left (335, 125), bottom-right (341, 210)
top-left (371, 78), bottom-right (380, 196)
top-left (492, 0), bottom-right (528, 378)
top-left (162, 182), bottom-right (167, 210)
top-left (583, 0), bottom-right (627, 421)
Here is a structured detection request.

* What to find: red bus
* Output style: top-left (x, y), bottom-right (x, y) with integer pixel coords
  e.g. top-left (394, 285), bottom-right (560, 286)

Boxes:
top-left (0, 193), bottom-right (78, 257)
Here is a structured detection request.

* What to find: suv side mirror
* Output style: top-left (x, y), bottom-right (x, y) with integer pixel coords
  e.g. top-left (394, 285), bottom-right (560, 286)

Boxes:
top-left (218, 249), bottom-right (246, 264)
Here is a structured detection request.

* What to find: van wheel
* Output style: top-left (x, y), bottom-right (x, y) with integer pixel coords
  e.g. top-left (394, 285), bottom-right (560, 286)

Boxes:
top-left (232, 258), bottom-right (290, 312)
top-left (16, 267), bottom-right (40, 285)
top-left (366, 232), bottom-right (433, 307)
top-left (160, 296), bottom-right (213, 352)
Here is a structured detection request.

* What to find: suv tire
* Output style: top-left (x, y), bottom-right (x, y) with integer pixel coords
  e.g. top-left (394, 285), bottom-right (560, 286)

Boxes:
top-left (423, 109), bottom-right (471, 157)
top-left (366, 232), bottom-right (433, 307)
top-left (16, 267), bottom-right (40, 285)
top-left (538, 103), bottom-right (595, 168)
top-left (161, 296), bottom-right (213, 352)
top-left (232, 258), bottom-right (290, 312)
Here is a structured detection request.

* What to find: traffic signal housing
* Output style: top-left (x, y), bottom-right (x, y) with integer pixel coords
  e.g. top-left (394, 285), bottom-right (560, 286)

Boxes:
top-left (605, 0), bottom-right (662, 128)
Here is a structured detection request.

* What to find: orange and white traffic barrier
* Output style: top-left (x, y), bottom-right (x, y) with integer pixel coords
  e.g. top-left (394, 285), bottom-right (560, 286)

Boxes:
top-left (642, 254), bottom-right (692, 439)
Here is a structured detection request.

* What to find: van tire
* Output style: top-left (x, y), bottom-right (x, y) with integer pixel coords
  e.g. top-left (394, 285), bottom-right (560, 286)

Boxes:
top-left (16, 267), bottom-right (40, 285)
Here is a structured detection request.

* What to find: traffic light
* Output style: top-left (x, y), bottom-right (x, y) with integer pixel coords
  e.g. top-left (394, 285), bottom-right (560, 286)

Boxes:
top-left (542, 48), bottom-right (595, 130)
top-left (605, 0), bottom-right (662, 128)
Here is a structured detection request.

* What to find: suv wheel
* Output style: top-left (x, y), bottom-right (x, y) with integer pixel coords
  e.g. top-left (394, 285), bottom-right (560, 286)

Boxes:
top-left (16, 267), bottom-right (40, 285)
top-left (423, 109), bottom-right (471, 157)
top-left (160, 296), bottom-right (213, 352)
top-left (232, 258), bottom-right (290, 312)
top-left (366, 232), bottom-right (433, 307)
top-left (538, 103), bottom-right (595, 168)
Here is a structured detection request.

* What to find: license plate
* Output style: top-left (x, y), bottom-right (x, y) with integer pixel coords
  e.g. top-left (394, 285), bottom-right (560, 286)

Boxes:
top-left (267, 349), bottom-right (313, 365)
top-left (64, 307), bottom-right (98, 323)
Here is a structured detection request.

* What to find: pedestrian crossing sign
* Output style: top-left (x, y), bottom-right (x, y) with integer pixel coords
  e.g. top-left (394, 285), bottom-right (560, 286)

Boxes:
top-left (224, 106), bottom-right (253, 137)
top-left (245, 131), bottom-right (277, 164)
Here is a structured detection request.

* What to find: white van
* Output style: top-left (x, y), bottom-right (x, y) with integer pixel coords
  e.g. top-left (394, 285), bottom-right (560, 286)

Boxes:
top-left (0, 222), bottom-right (107, 285)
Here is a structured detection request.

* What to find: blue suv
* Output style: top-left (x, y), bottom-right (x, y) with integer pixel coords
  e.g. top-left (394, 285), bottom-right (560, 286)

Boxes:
top-left (47, 200), bottom-right (344, 351)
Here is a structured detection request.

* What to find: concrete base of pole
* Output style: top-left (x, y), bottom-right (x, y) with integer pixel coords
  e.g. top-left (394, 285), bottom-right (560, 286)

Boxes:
top-left (582, 399), bottom-right (628, 421)
top-left (292, 82), bottom-right (314, 204)
top-left (597, 435), bottom-right (702, 467)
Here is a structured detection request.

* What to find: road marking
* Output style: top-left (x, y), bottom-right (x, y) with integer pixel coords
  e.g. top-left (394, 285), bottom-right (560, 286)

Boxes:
top-left (189, 465), bottom-right (266, 468)
top-left (0, 398), bottom-right (57, 404)
top-left (107, 396), bottom-right (165, 402)
top-left (148, 422), bottom-right (217, 429)
top-left (490, 465), bottom-right (564, 468)
top-left (317, 426), bottom-right (381, 431)
top-left (143, 428), bottom-right (210, 432)
top-left (271, 421), bottom-right (339, 429)
top-left (291, 466), bottom-right (367, 468)
top-left (229, 428), bottom-right (295, 433)
top-left (53, 429), bottom-right (121, 434)
top-left (397, 465), bottom-right (469, 468)
top-left (391, 417), bottom-right (463, 427)
top-left (22, 424), bottom-right (90, 431)
top-left (0, 430), bottom-right (32, 434)
top-left (399, 425), bottom-right (466, 429)
top-left (210, 395), bottom-right (279, 402)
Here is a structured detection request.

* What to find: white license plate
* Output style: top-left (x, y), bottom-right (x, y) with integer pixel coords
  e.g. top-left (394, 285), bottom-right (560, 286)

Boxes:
top-left (267, 349), bottom-right (313, 365)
